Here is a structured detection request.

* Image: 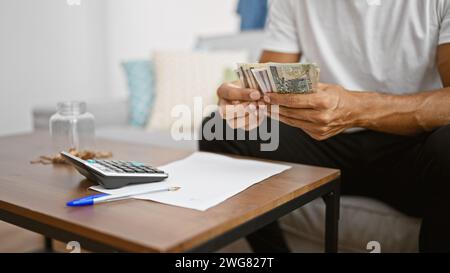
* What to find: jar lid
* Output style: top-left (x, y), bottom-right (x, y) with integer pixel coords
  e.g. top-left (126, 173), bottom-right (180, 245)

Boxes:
top-left (57, 101), bottom-right (87, 115)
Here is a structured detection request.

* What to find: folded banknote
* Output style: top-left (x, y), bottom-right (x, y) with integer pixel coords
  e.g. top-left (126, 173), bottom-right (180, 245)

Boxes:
top-left (236, 63), bottom-right (320, 94)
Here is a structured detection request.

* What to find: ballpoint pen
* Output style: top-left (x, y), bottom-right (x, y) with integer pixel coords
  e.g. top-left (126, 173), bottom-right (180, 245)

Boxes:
top-left (66, 186), bottom-right (181, 207)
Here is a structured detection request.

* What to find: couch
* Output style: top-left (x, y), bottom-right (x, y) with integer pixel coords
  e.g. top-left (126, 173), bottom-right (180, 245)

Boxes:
top-left (32, 31), bottom-right (421, 253)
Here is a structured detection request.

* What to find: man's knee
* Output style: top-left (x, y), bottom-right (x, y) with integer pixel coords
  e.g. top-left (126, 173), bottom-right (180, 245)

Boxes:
top-left (421, 124), bottom-right (450, 197)
top-left (423, 124), bottom-right (450, 167)
top-left (419, 125), bottom-right (450, 252)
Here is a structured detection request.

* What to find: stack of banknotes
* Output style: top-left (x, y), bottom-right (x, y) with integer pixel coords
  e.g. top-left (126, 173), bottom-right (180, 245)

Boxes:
top-left (235, 63), bottom-right (320, 94)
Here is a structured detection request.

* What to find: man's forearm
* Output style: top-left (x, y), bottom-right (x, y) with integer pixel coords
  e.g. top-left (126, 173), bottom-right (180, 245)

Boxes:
top-left (352, 88), bottom-right (450, 135)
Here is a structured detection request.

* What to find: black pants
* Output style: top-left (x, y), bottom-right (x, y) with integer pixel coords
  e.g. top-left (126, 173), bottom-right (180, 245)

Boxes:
top-left (199, 113), bottom-right (450, 253)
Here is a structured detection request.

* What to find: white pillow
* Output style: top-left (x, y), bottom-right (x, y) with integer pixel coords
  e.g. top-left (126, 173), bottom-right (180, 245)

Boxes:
top-left (146, 50), bottom-right (248, 133)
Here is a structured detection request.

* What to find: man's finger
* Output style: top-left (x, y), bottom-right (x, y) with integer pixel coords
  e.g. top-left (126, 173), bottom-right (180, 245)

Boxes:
top-left (226, 115), bottom-right (254, 130)
top-left (276, 114), bottom-right (341, 140)
top-left (219, 99), bottom-right (257, 120)
top-left (266, 105), bottom-right (313, 122)
top-left (276, 114), bottom-right (314, 130)
top-left (266, 93), bottom-right (317, 108)
top-left (226, 109), bottom-right (264, 131)
top-left (269, 110), bottom-right (321, 132)
top-left (276, 106), bottom-right (323, 123)
top-left (219, 100), bottom-right (251, 120)
top-left (217, 85), bottom-right (261, 101)
top-left (276, 115), bottom-right (330, 139)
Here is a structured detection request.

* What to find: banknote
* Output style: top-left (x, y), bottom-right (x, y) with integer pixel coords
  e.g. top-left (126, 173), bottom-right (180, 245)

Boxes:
top-left (251, 68), bottom-right (271, 93)
top-left (237, 63), bottom-right (268, 90)
top-left (235, 63), bottom-right (320, 94)
top-left (267, 63), bottom-right (319, 94)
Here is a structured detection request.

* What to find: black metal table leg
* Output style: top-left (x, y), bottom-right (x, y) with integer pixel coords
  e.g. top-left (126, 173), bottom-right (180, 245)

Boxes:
top-left (44, 236), bottom-right (54, 253)
top-left (323, 179), bottom-right (340, 253)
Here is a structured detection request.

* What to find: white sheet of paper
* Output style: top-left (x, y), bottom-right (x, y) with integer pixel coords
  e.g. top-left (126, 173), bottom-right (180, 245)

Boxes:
top-left (90, 152), bottom-right (291, 211)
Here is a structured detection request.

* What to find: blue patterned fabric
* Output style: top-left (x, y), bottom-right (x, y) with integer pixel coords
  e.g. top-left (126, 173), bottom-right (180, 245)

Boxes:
top-left (122, 60), bottom-right (155, 127)
top-left (237, 0), bottom-right (268, 31)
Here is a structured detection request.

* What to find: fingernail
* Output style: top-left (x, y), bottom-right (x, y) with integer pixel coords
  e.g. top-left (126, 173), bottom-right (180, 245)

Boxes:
top-left (250, 91), bottom-right (261, 100)
top-left (263, 95), bottom-right (270, 103)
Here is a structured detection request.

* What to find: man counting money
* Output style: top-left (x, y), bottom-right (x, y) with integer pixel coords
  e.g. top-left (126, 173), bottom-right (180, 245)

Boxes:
top-left (200, 0), bottom-right (450, 252)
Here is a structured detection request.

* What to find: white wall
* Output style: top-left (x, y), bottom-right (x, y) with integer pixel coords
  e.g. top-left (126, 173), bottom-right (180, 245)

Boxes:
top-left (0, 0), bottom-right (108, 136)
top-left (0, 0), bottom-right (239, 136)
top-left (105, 0), bottom-right (239, 98)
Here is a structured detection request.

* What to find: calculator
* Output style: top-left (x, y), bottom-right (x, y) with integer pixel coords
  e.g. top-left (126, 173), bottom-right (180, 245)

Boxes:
top-left (61, 151), bottom-right (168, 189)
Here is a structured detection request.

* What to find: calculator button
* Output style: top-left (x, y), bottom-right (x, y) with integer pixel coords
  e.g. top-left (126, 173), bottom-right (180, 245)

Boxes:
top-left (85, 159), bottom-right (163, 175)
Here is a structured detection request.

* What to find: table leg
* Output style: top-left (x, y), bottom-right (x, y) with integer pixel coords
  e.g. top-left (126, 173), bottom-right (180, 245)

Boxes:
top-left (44, 237), bottom-right (53, 252)
top-left (323, 179), bottom-right (340, 253)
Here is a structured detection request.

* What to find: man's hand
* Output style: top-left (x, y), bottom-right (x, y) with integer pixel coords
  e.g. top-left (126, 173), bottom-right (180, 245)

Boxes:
top-left (267, 83), bottom-right (361, 140)
top-left (217, 82), bottom-right (267, 131)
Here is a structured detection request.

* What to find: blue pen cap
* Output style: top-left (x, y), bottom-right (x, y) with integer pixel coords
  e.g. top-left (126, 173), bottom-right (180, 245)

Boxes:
top-left (66, 194), bottom-right (108, 207)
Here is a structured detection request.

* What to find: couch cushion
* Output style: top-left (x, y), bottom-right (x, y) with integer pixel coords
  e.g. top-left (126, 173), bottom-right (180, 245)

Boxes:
top-left (33, 99), bottom-right (129, 130)
top-left (122, 60), bottom-right (155, 127)
top-left (147, 50), bottom-right (247, 133)
top-left (280, 196), bottom-right (421, 253)
top-left (97, 126), bottom-right (198, 151)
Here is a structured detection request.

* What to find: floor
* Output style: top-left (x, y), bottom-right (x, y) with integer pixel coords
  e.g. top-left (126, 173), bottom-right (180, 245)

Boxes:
top-left (0, 220), bottom-right (251, 253)
top-left (0, 221), bottom-right (83, 253)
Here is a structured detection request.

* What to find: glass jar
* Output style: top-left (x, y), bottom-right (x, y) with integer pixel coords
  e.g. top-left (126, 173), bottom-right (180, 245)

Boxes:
top-left (49, 101), bottom-right (95, 153)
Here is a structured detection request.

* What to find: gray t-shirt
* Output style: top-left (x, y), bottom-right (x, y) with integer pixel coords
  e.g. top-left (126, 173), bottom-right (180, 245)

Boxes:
top-left (263, 0), bottom-right (450, 94)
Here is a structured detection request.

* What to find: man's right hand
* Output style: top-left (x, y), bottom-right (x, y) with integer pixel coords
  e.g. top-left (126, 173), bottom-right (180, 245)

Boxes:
top-left (217, 82), bottom-right (267, 131)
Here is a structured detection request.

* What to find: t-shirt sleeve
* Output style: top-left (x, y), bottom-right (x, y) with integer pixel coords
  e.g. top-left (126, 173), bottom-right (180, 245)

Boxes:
top-left (262, 0), bottom-right (301, 53)
top-left (439, 0), bottom-right (450, 44)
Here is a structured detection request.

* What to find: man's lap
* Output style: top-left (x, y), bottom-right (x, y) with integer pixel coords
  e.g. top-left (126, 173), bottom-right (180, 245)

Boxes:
top-left (199, 113), bottom-right (450, 218)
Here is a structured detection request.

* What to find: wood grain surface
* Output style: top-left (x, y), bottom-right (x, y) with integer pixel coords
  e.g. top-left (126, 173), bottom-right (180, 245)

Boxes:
top-left (0, 132), bottom-right (339, 252)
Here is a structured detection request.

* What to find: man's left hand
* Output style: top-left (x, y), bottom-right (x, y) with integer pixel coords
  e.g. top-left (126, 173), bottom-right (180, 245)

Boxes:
top-left (266, 83), bottom-right (361, 140)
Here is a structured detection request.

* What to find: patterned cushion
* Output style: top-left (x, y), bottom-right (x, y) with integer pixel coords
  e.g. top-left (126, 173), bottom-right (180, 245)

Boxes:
top-left (146, 50), bottom-right (248, 132)
top-left (122, 60), bottom-right (155, 127)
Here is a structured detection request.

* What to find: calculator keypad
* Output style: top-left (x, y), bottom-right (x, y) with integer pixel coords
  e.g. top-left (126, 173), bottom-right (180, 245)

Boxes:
top-left (88, 160), bottom-right (164, 174)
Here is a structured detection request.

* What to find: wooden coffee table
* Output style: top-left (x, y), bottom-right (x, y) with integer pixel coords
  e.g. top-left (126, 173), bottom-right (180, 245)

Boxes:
top-left (0, 132), bottom-right (340, 253)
